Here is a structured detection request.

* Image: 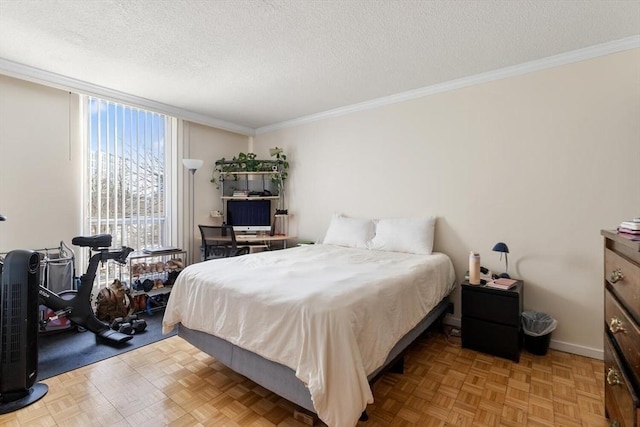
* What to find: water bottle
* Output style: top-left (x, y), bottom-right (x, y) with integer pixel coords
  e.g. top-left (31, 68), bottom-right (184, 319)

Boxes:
top-left (469, 252), bottom-right (481, 285)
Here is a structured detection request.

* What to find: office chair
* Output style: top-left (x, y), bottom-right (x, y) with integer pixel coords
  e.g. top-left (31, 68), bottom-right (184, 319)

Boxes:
top-left (198, 225), bottom-right (250, 261)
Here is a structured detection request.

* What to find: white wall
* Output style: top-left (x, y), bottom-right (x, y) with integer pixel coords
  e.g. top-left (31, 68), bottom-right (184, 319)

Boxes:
top-left (0, 76), bottom-right (250, 264)
top-left (0, 75), bottom-right (82, 253)
top-left (182, 121), bottom-right (249, 262)
top-left (253, 49), bottom-right (640, 358)
top-left (2, 49), bottom-right (638, 358)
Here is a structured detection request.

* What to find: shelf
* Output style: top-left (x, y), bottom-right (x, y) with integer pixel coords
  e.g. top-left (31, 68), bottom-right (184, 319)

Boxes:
top-left (216, 158), bottom-right (287, 238)
top-left (129, 249), bottom-right (185, 259)
top-left (132, 284), bottom-right (172, 297)
top-left (220, 171), bottom-right (281, 176)
top-left (221, 196), bottom-right (280, 200)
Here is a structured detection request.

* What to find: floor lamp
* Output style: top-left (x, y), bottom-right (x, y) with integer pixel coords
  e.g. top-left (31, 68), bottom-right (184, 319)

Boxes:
top-left (183, 159), bottom-right (203, 265)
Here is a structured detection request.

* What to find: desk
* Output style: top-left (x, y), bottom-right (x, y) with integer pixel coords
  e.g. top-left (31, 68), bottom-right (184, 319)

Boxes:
top-left (235, 234), bottom-right (296, 249)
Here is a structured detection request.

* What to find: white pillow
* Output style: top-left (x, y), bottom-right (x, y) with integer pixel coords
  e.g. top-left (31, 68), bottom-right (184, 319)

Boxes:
top-left (322, 213), bottom-right (375, 249)
top-left (369, 216), bottom-right (436, 254)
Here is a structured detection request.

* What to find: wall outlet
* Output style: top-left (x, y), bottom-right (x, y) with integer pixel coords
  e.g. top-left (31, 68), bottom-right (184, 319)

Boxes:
top-left (450, 328), bottom-right (461, 337)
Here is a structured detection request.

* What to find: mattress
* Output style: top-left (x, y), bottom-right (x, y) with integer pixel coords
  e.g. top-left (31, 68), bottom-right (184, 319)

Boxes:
top-left (163, 244), bottom-right (455, 427)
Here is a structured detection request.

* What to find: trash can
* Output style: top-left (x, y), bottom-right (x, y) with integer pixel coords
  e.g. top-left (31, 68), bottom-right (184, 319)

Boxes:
top-left (521, 311), bottom-right (557, 355)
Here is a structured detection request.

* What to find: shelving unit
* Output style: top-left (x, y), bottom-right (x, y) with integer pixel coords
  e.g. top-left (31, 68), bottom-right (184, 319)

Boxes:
top-left (127, 249), bottom-right (186, 314)
top-left (218, 170), bottom-right (284, 205)
top-left (215, 159), bottom-right (288, 237)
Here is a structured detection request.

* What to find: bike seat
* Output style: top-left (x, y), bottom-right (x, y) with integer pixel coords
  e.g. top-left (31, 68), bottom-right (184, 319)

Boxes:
top-left (72, 234), bottom-right (112, 249)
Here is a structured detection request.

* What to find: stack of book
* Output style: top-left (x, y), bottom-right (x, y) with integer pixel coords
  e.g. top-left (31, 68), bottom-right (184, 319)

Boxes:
top-left (617, 218), bottom-right (640, 240)
top-left (485, 278), bottom-right (518, 290)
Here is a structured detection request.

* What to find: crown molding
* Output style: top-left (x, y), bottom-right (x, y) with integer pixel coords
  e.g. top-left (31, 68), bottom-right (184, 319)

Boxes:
top-left (2, 34), bottom-right (638, 138)
top-left (0, 58), bottom-right (255, 137)
top-left (255, 35), bottom-right (640, 134)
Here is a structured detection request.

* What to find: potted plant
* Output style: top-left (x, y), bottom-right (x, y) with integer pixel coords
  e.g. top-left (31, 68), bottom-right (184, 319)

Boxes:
top-left (269, 147), bottom-right (289, 211)
top-left (210, 152), bottom-right (255, 188)
top-left (211, 149), bottom-right (289, 194)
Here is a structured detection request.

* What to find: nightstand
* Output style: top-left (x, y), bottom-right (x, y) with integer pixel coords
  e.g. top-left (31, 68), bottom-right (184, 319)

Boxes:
top-left (461, 280), bottom-right (524, 362)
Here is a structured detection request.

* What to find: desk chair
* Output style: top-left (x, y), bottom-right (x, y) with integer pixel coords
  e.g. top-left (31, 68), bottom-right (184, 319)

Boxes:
top-left (199, 225), bottom-right (250, 260)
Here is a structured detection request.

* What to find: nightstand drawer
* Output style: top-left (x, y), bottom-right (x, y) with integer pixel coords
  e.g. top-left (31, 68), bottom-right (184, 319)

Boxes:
top-left (462, 317), bottom-right (520, 362)
top-left (462, 286), bottom-right (520, 326)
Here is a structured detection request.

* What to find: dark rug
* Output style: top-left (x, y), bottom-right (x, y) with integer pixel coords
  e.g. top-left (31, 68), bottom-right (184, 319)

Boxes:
top-left (37, 309), bottom-right (176, 380)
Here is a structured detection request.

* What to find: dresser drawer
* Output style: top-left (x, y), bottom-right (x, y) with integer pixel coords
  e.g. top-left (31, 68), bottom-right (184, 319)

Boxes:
top-left (605, 289), bottom-right (640, 388)
top-left (604, 337), bottom-right (639, 427)
top-left (605, 248), bottom-right (640, 324)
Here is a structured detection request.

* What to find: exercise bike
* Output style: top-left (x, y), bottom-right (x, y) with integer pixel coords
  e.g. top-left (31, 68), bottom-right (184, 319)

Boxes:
top-left (37, 234), bottom-right (134, 344)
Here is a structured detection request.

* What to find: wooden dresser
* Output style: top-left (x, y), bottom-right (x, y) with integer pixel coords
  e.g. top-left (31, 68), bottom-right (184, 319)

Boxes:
top-left (602, 230), bottom-right (640, 427)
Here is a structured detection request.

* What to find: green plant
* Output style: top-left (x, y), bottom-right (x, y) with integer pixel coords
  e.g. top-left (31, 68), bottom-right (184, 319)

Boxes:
top-left (211, 152), bottom-right (258, 188)
top-left (210, 157), bottom-right (230, 188)
top-left (269, 147), bottom-right (289, 188)
top-left (210, 149), bottom-right (289, 191)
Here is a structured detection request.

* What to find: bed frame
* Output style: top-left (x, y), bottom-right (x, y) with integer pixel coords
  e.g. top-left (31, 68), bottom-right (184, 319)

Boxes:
top-left (177, 296), bottom-right (453, 416)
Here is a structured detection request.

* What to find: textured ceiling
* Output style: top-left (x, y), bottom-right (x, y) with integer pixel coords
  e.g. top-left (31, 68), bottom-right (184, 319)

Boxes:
top-left (0, 0), bottom-right (639, 132)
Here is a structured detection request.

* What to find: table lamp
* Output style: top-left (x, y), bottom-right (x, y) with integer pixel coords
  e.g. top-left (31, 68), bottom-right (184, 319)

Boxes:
top-left (492, 242), bottom-right (510, 278)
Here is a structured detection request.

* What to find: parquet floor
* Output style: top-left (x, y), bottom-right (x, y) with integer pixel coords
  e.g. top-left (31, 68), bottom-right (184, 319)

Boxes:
top-left (0, 330), bottom-right (607, 426)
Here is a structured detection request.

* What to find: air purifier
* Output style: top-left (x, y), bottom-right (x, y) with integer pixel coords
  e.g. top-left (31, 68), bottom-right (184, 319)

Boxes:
top-left (0, 250), bottom-right (48, 414)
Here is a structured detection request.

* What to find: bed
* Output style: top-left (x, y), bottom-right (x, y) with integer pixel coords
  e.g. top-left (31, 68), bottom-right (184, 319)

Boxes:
top-left (163, 237), bottom-right (455, 426)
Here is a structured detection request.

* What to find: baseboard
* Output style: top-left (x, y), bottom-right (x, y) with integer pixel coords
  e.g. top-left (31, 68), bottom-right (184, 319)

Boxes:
top-left (443, 315), bottom-right (603, 360)
top-left (549, 339), bottom-right (603, 361)
top-left (443, 314), bottom-right (460, 328)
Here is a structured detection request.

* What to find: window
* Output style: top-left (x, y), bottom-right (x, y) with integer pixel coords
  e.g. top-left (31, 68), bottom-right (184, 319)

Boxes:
top-left (85, 97), bottom-right (177, 256)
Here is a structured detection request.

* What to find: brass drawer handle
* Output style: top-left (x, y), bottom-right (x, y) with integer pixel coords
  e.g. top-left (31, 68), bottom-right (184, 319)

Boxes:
top-left (609, 317), bottom-right (626, 334)
top-left (607, 367), bottom-right (622, 386)
top-left (610, 268), bottom-right (624, 283)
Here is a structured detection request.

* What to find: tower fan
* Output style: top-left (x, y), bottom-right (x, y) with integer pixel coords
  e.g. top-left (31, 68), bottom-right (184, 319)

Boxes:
top-left (0, 249), bottom-right (48, 414)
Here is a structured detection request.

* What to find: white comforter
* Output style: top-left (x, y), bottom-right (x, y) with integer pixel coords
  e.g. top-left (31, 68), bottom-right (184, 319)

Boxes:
top-left (163, 244), bottom-right (455, 427)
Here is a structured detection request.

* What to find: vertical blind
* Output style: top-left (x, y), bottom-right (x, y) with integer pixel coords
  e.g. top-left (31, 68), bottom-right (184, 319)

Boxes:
top-left (86, 97), bottom-right (175, 258)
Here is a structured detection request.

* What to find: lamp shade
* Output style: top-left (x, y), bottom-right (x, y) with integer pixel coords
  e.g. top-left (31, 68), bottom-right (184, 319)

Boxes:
top-left (492, 242), bottom-right (509, 253)
top-left (182, 158), bottom-right (203, 171)
top-left (492, 242), bottom-right (510, 278)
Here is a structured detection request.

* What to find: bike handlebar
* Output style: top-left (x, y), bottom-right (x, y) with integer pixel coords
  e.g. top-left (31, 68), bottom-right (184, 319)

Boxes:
top-left (115, 246), bottom-right (134, 264)
top-left (94, 246), bottom-right (134, 265)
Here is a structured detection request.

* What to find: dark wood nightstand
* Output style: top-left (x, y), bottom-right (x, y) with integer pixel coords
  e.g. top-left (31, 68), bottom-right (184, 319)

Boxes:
top-left (461, 280), bottom-right (524, 362)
